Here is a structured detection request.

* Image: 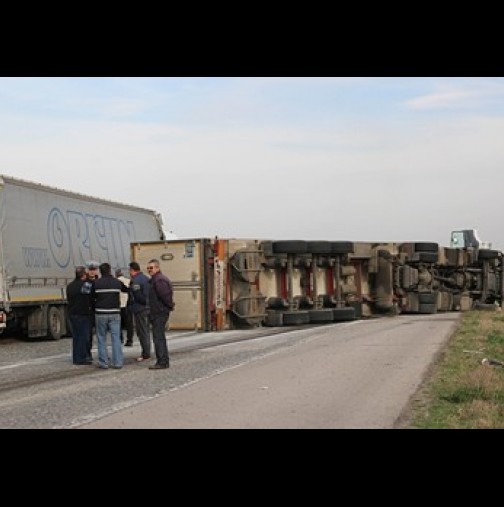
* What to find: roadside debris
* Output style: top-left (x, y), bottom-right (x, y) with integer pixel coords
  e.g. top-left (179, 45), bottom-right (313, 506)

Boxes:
top-left (481, 358), bottom-right (504, 367)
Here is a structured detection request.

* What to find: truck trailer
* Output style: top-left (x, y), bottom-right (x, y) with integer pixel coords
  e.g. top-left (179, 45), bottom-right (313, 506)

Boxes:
top-left (0, 175), bottom-right (165, 339)
top-left (131, 235), bottom-right (504, 332)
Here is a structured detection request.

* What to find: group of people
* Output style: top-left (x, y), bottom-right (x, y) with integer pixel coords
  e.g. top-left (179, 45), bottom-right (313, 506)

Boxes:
top-left (66, 259), bottom-right (174, 370)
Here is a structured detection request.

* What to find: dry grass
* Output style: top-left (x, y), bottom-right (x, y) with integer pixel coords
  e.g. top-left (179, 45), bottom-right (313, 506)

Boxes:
top-left (410, 310), bottom-right (504, 429)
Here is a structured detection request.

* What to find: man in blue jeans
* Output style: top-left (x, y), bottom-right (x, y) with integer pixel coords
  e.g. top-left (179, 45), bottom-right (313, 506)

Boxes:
top-left (146, 259), bottom-right (174, 370)
top-left (92, 263), bottom-right (129, 369)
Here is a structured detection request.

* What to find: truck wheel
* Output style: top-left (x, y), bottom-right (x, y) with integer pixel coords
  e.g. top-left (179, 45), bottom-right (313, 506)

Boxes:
top-left (477, 249), bottom-right (500, 260)
top-left (308, 308), bottom-right (334, 323)
top-left (414, 242), bottom-right (439, 252)
top-left (330, 241), bottom-right (354, 254)
top-left (264, 310), bottom-right (284, 327)
top-left (333, 307), bottom-right (356, 321)
top-left (419, 292), bottom-right (438, 304)
top-left (48, 306), bottom-right (63, 340)
top-left (282, 311), bottom-right (310, 325)
top-left (272, 241), bottom-right (308, 255)
top-left (417, 252), bottom-right (439, 263)
top-left (418, 303), bottom-right (437, 314)
top-left (307, 241), bottom-right (332, 255)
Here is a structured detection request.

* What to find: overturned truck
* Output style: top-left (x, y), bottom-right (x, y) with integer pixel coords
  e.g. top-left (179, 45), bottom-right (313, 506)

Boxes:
top-left (131, 234), bottom-right (503, 332)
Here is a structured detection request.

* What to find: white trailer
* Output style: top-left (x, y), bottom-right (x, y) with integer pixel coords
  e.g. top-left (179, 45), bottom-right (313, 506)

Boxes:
top-left (0, 175), bottom-right (165, 339)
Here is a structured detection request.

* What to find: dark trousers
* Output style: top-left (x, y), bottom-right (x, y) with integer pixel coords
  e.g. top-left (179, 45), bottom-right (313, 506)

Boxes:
top-left (70, 314), bottom-right (91, 364)
top-left (150, 312), bottom-right (170, 366)
top-left (134, 309), bottom-right (151, 358)
top-left (121, 307), bottom-right (134, 343)
top-left (87, 314), bottom-right (95, 360)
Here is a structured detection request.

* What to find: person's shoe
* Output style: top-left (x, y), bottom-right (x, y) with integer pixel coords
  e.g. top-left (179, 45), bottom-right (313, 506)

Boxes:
top-left (136, 356), bottom-right (151, 362)
top-left (111, 365), bottom-right (123, 369)
top-left (125, 342), bottom-right (133, 347)
top-left (149, 363), bottom-right (169, 370)
top-left (98, 364), bottom-right (109, 369)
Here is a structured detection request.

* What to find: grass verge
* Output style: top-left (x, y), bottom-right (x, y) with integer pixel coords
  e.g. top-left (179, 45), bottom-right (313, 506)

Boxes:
top-left (410, 310), bottom-right (504, 428)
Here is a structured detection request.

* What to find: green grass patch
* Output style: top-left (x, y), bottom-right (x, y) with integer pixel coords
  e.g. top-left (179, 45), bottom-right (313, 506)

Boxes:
top-left (410, 310), bottom-right (504, 429)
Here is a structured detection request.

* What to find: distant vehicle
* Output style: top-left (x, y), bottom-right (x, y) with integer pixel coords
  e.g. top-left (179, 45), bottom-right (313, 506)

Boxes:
top-left (0, 175), bottom-right (165, 339)
top-left (450, 229), bottom-right (492, 249)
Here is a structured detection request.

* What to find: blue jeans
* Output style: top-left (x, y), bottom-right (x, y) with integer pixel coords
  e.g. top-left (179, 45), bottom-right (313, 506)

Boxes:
top-left (95, 313), bottom-right (123, 368)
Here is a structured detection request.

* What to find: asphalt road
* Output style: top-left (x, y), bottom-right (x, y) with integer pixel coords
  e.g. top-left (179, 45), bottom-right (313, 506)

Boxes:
top-left (78, 313), bottom-right (459, 429)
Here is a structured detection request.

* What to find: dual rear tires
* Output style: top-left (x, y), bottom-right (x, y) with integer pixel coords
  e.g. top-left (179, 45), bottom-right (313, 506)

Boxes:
top-left (264, 306), bottom-right (357, 327)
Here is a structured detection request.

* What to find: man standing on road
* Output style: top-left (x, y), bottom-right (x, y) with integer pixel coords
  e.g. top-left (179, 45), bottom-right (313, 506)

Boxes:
top-left (116, 268), bottom-right (134, 346)
top-left (146, 259), bottom-right (174, 370)
top-left (85, 260), bottom-right (100, 361)
top-left (66, 266), bottom-right (93, 365)
top-left (128, 261), bottom-right (151, 362)
top-left (92, 263), bottom-right (129, 369)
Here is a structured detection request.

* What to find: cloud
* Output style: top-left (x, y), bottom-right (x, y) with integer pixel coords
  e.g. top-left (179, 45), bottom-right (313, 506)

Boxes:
top-left (404, 79), bottom-right (504, 111)
top-left (1, 78), bottom-right (504, 251)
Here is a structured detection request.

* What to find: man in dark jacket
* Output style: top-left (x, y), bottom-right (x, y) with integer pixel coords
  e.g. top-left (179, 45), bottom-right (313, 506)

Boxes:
top-left (146, 259), bottom-right (174, 370)
top-left (85, 260), bottom-right (100, 361)
top-left (66, 266), bottom-right (93, 365)
top-left (128, 261), bottom-right (151, 361)
top-left (92, 263), bottom-right (129, 369)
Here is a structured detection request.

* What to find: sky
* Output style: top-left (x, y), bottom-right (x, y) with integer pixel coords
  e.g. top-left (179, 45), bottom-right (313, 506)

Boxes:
top-left (1, 76), bottom-right (504, 250)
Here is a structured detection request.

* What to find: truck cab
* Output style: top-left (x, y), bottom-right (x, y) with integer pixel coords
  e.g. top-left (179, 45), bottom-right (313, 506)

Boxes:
top-left (450, 229), bottom-right (492, 249)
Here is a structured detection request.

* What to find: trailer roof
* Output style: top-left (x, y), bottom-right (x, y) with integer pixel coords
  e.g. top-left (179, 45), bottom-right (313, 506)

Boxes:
top-left (0, 174), bottom-right (162, 216)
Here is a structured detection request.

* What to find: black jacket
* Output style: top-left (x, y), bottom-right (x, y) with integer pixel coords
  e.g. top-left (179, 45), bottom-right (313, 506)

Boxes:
top-left (92, 275), bottom-right (128, 315)
top-left (149, 272), bottom-right (174, 318)
top-left (128, 271), bottom-right (150, 314)
top-left (66, 278), bottom-right (93, 316)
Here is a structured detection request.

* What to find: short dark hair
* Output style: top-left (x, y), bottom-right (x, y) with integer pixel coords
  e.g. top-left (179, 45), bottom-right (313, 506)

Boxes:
top-left (99, 262), bottom-right (112, 276)
top-left (75, 266), bottom-right (86, 279)
top-left (129, 261), bottom-right (140, 271)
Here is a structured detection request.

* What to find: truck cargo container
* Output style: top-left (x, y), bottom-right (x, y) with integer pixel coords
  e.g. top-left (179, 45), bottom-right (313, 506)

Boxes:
top-left (0, 175), bottom-right (165, 339)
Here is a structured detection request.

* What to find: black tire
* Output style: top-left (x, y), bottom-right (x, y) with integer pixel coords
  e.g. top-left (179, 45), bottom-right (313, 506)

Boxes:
top-left (332, 307), bottom-right (356, 321)
top-left (417, 252), bottom-right (439, 263)
top-left (418, 303), bottom-right (437, 314)
top-left (414, 242), bottom-right (439, 252)
top-left (48, 306), bottom-right (63, 340)
top-left (282, 311), bottom-right (310, 326)
top-left (330, 241), bottom-right (354, 254)
top-left (264, 310), bottom-right (284, 327)
top-left (307, 241), bottom-right (332, 255)
top-left (308, 309), bottom-right (334, 323)
top-left (272, 241), bottom-right (308, 255)
top-left (348, 301), bottom-right (362, 319)
top-left (478, 249), bottom-right (500, 260)
top-left (419, 292), bottom-right (438, 304)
